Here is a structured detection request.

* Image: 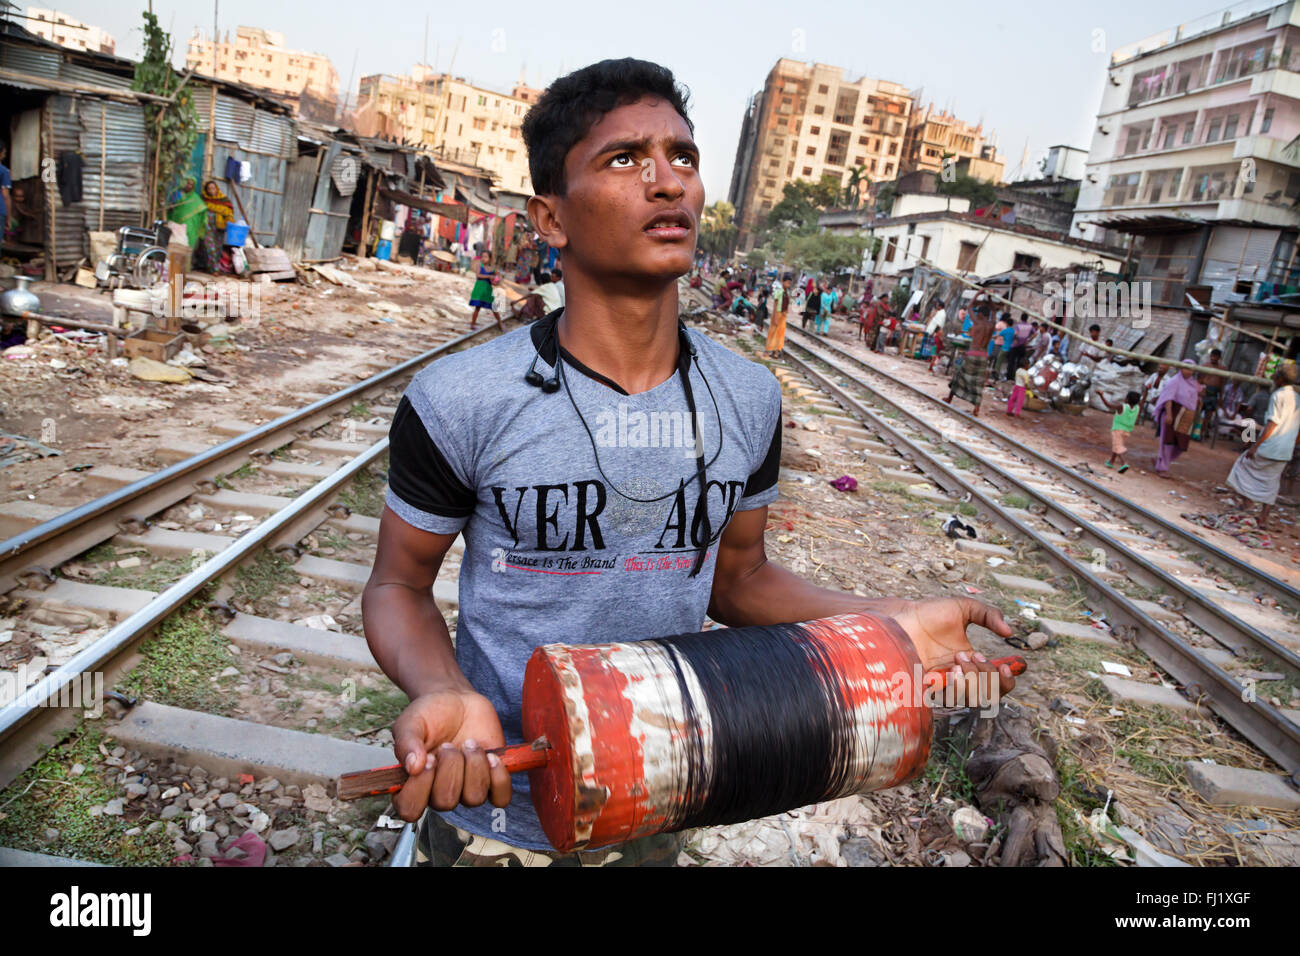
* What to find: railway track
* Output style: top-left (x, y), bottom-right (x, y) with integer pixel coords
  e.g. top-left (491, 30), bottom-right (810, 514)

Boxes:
top-left (769, 322), bottom-right (1300, 777)
top-left (0, 313), bottom-right (508, 867)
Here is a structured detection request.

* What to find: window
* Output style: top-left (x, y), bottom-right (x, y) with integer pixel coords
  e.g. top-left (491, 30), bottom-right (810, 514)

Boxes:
top-left (870, 160), bottom-right (878, 173)
top-left (472, 117), bottom-right (486, 130)
top-left (470, 141), bottom-right (482, 150)
top-left (477, 95), bottom-right (487, 106)
top-left (506, 149), bottom-right (515, 161)
top-left (777, 117), bottom-right (788, 127)
top-left (803, 166), bottom-right (813, 176)
top-left (1262, 108), bottom-right (1274, 133)
top-left (1104, 171), bottom-right (1141, 205)
top-left (818, 84), bottom-right (829, 93)
top-left (806, 146), bottom-right (816, 155)
top-left (814, 105), bottom-right (825, 114)
top-left (826, 129), bottom-right (849, 167)
top-left (1146, 168), bottom-right (1182, 203)
top-left (1223, 115), bottom-right (1239, 139)
top-left (491, 121), bottom-right (499, 131)
top-left (1205, 118), bottom-right (1222, 142)
top-left (885, 163), bottom-right (893, 175)
top-left (957, 241), bottom-right (979, 272)
top-left (1182, 122), bottom-right (1194, 145)
top-left (888, 141), bottom-right (897, 156)
top-left (810, 126), bottom-right (821, 135)
top-left (765, 178), bottom-right (777, 188)
top-left (1013, 253), bottom-right (1041, 271)
top-left (883, 237), bottom-right (897, 262)
top-left (855, 156), bottom-right (865, 165)
top-left (787, 162), bottom-right (793, 175)
top-left (858, 135), bottom-right (868, 145)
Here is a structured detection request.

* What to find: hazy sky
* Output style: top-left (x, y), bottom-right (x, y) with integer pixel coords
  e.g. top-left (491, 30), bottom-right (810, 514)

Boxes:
top-left (39, 0), bottom-right (1257, 198)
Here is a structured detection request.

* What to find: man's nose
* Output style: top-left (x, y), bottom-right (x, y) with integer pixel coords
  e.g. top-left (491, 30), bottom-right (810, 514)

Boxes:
top-left (645, 155), bottom-right (687, 200)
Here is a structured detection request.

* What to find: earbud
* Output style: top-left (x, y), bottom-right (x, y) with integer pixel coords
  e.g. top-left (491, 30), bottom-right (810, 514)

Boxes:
top-left (525, 319), bottom-right (561, 392)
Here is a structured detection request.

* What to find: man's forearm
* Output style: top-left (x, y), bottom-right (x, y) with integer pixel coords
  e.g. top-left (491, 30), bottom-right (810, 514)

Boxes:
top-left (708, 557), bottom-right (894, 627)
top-left (362, 583), bottom-right (469, 697)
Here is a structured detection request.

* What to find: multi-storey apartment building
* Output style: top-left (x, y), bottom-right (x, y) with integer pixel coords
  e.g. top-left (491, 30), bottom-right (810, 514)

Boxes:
top-left (1071, 1), bottom-right (1300, 307)
top-left (900, 102), bottom-right (1005, 182)
top-left (729, 58), bottom-right (913, 252)
top-left (22, 7), bottom-right (113, 54)
top-left (356, 66), bottom-right (540, 193)
top-left (185, 27), bottom-right (339, 122)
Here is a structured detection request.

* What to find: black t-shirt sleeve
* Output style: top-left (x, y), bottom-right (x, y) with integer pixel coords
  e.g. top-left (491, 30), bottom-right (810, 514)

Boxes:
top-left (387, 396), bottom-right (476, 518)
top-left (743, 410), bottom-right (782, 498)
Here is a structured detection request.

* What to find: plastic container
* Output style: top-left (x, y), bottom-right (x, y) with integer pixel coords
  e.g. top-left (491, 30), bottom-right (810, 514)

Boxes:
top-left (375, 239), bottom-right (392, 261)
top-left (223, 222), bottom-right (250, 247)
top-left (379, 220), bottom-right (396, 240)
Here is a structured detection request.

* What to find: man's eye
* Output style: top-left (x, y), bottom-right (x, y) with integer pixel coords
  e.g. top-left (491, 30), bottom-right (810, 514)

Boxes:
top-left (609, 153), bottom-right (637, 167)
top-left (673, 154), bottom-right (695, 167)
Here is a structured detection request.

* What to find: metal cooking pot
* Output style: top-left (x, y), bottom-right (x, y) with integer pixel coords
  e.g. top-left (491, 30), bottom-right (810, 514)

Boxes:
top-left (1, 276), bottom-right (40, 317)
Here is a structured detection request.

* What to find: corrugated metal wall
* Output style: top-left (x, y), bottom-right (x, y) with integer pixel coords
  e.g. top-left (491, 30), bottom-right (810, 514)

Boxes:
top-left (77, 100), bottom-right (148, 241)
top-left (1203, 226), bottom-right (1281, 304)
top-left (192, 85), bottom-right (295, 246)
top-left (279, 149), bottom-right (319, 261)
top-left (47, 95), bottom-right (87, 267)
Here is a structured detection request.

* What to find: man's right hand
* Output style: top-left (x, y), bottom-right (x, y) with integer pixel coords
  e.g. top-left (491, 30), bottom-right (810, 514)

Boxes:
top-left (391, 688), bottom-right (513, 822)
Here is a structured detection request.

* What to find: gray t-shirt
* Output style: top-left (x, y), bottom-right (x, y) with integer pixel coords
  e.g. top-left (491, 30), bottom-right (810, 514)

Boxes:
top-left (384, 315), bottom-right (782, 850)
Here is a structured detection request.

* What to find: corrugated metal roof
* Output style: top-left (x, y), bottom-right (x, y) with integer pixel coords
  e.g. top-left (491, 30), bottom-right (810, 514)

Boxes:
top-left (0, 43), bottom-right (60, 78)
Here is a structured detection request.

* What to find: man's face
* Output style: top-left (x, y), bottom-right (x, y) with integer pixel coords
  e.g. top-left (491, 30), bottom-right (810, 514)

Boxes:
top-left (549, 96), bottom-right (702, 283)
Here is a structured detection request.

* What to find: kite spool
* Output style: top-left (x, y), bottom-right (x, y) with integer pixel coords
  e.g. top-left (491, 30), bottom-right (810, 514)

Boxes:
top-left (340, 611), bottom-right (1024, 853)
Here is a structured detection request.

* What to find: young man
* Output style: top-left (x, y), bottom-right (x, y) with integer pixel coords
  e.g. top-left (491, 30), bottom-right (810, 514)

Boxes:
top-left (364, 59), bottom-right (1014, 867)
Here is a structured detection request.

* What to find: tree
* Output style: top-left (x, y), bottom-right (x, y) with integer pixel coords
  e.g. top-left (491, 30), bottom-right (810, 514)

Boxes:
top-left (699, 200), bottom-right (738, 259)
top-left (765, 174), bottom-right (842, 229)
top-left (937, 173), bottom-right (998, 209)
top-left (781, 231), bottom-right (869, 276)
top-left (874, 181), bottom-right (898, 216)
top-left (843, 166), bottom-right (870, 209)
top-left (133, 11), bottom-right (200, 218)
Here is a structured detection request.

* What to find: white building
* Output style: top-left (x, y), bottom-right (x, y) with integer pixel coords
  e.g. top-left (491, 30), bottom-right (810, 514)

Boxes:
top-left (23, 7), bottom-right (114, 54)
top-left (1070, 0), bottom-right (1300, 306)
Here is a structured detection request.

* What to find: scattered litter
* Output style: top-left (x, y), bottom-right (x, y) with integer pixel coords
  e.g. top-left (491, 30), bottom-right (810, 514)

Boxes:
top-left (1064, 715), bottom-right (1086, 726)
top-left (212, 830), bottom-right (267, 867)
top-left (986, 557), bottom-right (1005, 567)
top-left (1101, 661), bottom-right (1133, 677)
top-left (0, 432), bottom-right (61, 468)
top-left (805, 448), bottom-right (823, 458)
top-left (951, 807), bottom-right (990, 843)
top-left (1015, 599), bottom-right (1042, 610)
top-left (129, 356), bottom-right (191, 383)
top-left (830, 475), bottom-right (858, 492)
top-left (1108, 708), bottom-right (1124, 717)
top-left (942, 515), bottom-right (977, 539)
top-left (1020, 608), bottom-right (1038, 621)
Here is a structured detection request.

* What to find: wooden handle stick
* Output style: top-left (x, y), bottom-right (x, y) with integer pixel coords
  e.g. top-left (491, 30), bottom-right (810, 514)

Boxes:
top-left (337, 736), bottom-right (551, 801)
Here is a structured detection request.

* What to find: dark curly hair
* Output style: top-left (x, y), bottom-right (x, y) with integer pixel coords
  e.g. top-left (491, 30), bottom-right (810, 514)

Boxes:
top-left (521, 58), bottom-right (693, 196)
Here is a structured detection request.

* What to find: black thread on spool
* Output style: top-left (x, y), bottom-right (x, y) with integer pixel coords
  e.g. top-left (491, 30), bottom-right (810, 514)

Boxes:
top-left (651, 622), bottom-right (860, 831)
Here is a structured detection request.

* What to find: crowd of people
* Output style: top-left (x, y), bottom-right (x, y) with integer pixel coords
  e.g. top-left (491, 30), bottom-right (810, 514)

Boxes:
top-left (700, 259), bottom-right (1300, 530)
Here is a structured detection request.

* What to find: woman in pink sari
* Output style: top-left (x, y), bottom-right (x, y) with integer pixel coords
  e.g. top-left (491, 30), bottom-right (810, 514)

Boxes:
top-left (1153, 359), bottom-right (1203, 477)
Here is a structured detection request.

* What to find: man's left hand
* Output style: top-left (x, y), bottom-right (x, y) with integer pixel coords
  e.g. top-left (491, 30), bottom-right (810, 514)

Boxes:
top-left (866, 596), bottom-right (1017, 695)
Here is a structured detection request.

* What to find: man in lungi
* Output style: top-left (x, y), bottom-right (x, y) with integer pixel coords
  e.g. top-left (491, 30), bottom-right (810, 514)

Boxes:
top-left (1227, 362), bottom-right (1300, 527)
top-left (946, 298), bottom-right (995, 416)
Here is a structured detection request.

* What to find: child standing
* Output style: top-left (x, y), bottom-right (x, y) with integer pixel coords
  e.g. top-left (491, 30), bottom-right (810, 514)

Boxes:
top-left (1101, 389), bottom-right (1142, 472)
top-left (468, 252), bottom-right (503, 330)
top-left (1006, 357), bottom-right (1030, 416)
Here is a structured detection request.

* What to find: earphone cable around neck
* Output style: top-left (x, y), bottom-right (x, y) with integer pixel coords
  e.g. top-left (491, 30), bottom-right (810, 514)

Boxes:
top-left (556, 329), bottom-right (725, 505)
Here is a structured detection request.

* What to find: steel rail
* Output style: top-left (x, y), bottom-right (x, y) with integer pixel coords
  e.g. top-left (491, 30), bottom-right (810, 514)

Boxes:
top-left (0, 324), bottom-right (494, 593)
top-left (779, 347), bottom-right (1300, 774)
top-left (785, 333), bottom-right (1300, 683)
top-left (783, 324), bottom-right (1300, 613)
top-left (0, 438), bottom-right (389, 748)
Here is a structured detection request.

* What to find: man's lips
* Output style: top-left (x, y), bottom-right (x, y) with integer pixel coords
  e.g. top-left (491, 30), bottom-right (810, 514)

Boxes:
top-left (643, 210), bottom-right (693, 239)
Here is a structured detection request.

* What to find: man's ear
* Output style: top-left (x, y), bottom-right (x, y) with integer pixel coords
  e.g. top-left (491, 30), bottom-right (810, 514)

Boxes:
top-left (527, 194), bottom-right (568, 251)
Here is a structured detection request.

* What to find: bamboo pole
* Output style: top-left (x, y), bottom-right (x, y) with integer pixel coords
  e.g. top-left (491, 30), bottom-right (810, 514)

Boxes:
top-left (43, 105), bottom-right (56, 281)
top-left (918, 256), bottom-right (1272, 386)
top-left (97, 106), bottom-right (106, 232)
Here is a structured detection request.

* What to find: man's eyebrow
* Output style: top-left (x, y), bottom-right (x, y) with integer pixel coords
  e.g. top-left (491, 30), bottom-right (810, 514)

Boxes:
top-left (594, 136), bottom-right (699, 157)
